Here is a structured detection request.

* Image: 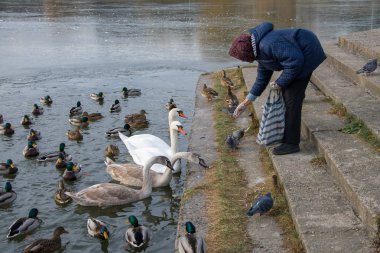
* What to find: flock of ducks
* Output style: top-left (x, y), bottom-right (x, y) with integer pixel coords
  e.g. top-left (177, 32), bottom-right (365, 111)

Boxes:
top-left (0, 86), bottom-right (209, 252)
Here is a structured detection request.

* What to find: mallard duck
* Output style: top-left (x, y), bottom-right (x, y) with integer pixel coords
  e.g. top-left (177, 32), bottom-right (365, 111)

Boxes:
top-left (90, 92), bottom-right (104, 101)
top-left (23, 141), bottom-right (39, 158)
top-left (106, 124), bottom-right (131, 137)
top-left (27, 129), bottom-right (41, 141)
top-left (177, 221), bottom-right (206, 253)
top-left (122, 87), bottom-right (141, 97)
top-left (40, 95), bottom-right (53, 105)
top-left (54, 180), bottom-right (72, 204)
top-left (32, 104), bottom-right (44, 115)
top-left (23, 226), bottom-right (68, 253)
top-left (0, 114), bottom-right (3, 124)
top-left (0, 159), bottom-right (18, 175)
top-left (104, 144), bottom-right (120, 157)
top-left (221, 69), bottom-right (234, 88)
top-left (105, 152), bottom-right (208, 188)
top-left (37, 143), bottom-right (70, 162)
top-left (165, 98), bottom-right (177, 110)
top-left (20, 115), bottom-right (33, 126)
top-left (69, 101), bottom-right (82, 117)
top-left (0, 182), bottom-right (17, 206)
top-left (65, 156), bottom-right (173, 207)
top-left (225, 86), bottom-right (239, 107)
top-left (124, 110), bottom-right (148, 128)
top-left (62, 161), bottom-right (82, 181)
top-left (87, 218), bottom-right (109, 240)
top-left (0, 123), bottom-right (14, 136)
top-left (66, 128), bottom-right (83, 141)
top-left (7, 208), bottom-right (42, 239)
top-left (125, 215), bottom-right (151, 248)
top-left (69, 116), bottom-right (89, 128)
top-left (201, 84), bottom-right (218, 102)
top-left (82, 111), bottom-right (103, 121)
top-left (109, 99), bottom-right (121, 113)
top-left (55, 153), bottom-right (68, 169)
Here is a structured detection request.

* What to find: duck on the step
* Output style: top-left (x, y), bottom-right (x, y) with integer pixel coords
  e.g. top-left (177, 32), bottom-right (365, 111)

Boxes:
top-left (356, 58), bottom-right (377, 75)
top-left (201, 84), bottom-right (218, 102)
top-left (221, 69), bottom-right (234, 88)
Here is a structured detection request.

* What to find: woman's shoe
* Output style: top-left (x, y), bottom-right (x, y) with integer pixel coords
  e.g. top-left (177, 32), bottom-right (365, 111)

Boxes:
top-left (272, 144), bottom-right (300, 155)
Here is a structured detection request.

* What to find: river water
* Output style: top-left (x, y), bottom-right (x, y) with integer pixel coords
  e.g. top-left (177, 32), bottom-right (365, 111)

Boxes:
top-left (0, 1), bottom-right (379, 252)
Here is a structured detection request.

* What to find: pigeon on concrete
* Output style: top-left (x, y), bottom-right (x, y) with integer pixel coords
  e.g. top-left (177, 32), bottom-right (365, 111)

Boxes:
top-left (356, 58), bottom-right (377, 75)
top-left (225, 127), bottom-right (250, 149)
top-left (247, 192), bottom-right (274, 216)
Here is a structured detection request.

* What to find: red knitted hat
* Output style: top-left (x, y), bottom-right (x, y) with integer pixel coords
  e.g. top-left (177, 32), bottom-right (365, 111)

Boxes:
top-left (228, 33), bottom-right (255, 63)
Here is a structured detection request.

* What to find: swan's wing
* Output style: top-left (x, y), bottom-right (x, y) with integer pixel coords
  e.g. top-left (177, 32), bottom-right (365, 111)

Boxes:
top-left (106, 164), bottom-right (144, 186)
top-left (129, 147), bottom-right (171, 173)
top-left (119, 133), bottom-right (169, 151)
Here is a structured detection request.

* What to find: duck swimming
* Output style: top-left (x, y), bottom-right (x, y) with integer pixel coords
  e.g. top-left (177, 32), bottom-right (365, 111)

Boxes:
top-left (69, 101), bottom-right (82, 117)
top-left (124, 110), bottom-right (148, 128)
top-left (21, 115), bottom-right (33, 126)
top-left (90, 92), bottom-right (104, 101)
top-left (40, 95), bottom-right (53, 105)
top-left (104, 144), bottom-right (120, 158)
top-left (0, 159), bottom-right (18, 175)
top-left (82, 111), bottom-right (103, 121)
top-left (87, 218), bottom-right (109, 240)
top-left (110, 99), bottom-right (121, 113)
top-left (165, 98), bottom-right (176, 110)
top-left (7, 208), bottom-right (42, 239)
top-left (54, 180), bottom-right (72, 205)
top-left (125, 215), bottom-right (151, 248)
top-left (32, 104), bottom-right (44, 115)
top-left (37, 143), bottom-right (70, 162)
top-left (0, 182), bottom-right (17, 206)
top-left (106, 124), bottom-right (131, 137)
top-left (122, 87), bottom-right (141, 97)
top-left (0, 123), bottom-right (14, 136)
top-left (62, 161), bottom-right (82, 181)
top-left (66, 128), bottom-right (83, 141)
top-left (105, 152), bottom-right (208, 188)
top-left (65, 156), bottom-right (173, 207)
top-left (177, 221), bottom-right (206, 253)
top-left (23, 226), bottom-right (68, 253)
top-left (69, 116), bottom-right (89, 128)
top-left (0, 114), bottom-right (3, 124)
top-left (27, 129), bottom-right (41, 141)
top-left (23, 141), bottom-right (39, 158)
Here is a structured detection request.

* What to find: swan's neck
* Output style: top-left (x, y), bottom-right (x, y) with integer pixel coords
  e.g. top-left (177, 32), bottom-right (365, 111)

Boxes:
top-left (170, 128), bottom-right (178, 156)
top-left (141, 158), bottom-right (154, 194)
top-left (168, 110), bottom-right (176, 126)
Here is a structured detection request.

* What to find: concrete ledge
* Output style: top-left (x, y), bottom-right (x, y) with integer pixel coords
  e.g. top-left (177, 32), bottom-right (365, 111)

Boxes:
top-left (243, 67), bottom-right (375, 252)
top-left (311, 61), bottom-right (380, 141)
top-left (324, 43), bottom-right (380, 97)
top-left (338, 29), bottom-right (380, 60)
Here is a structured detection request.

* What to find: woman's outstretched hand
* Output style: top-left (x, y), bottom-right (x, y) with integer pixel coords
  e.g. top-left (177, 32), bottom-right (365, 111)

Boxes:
top-left (233, 99), bottom-right (250, 118)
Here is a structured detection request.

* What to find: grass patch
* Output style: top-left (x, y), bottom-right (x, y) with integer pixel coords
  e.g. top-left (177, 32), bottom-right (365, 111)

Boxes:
top-left (310, 155), bottom-right (327, 167)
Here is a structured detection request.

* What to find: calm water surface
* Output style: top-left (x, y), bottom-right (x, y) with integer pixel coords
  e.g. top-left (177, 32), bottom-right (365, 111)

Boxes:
top-left (0, 0), bottom-right (379, 252)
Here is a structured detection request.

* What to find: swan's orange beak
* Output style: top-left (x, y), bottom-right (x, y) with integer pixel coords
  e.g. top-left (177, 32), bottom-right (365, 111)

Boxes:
top-left (178, 126), bottom-right (187, 135)
top-left (179, 112), bottom-right (188, 119)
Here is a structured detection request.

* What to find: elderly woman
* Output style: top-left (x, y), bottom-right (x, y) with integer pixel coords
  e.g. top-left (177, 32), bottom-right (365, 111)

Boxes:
top-left (230, 22), bottom-right (326, 155)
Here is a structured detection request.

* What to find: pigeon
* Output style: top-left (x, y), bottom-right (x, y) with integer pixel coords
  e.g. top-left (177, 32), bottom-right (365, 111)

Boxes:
top-left (247, 192), bottom-right (274, 216)
top-left (356, 58), bottom-right (377, 75)
top-left (225, 127), bottom-right (250, 149)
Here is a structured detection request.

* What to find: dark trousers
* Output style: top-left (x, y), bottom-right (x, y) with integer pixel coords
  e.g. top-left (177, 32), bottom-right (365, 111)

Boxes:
top-left (282, 74), bottom-right (312, 145)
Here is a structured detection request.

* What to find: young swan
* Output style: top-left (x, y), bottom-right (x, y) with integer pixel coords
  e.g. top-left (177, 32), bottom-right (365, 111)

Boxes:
top-left (105, 152), bottom-right (208, 188)
top-left (65, 156), bottom-right (173, 207)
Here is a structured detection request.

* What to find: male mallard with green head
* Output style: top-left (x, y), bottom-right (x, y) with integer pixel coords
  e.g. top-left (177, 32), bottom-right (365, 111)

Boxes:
top-left (0, 182), bottom-right (17, 206)
top-left (23, 226), bottom-right (68, 253)
top-left (7, 208), bottom-right (42, 239)
top-left (0, 159), bottom-right (18, 175)
top-left (201, 84), bottom-right (218, 102)
top-left (0, 123), bottom-right (14, 136)
top-left (177, 221), bottom-right (206, 253)
top-left (66, 128), bottom-right (83, 141)
top-left (27, 129), bottom-right (41, 141)
top-left (40, 95), bottom-right (53, 105)
top-left (37, 143), bottom-right (70, 162)
top-left (110, 99), bottom-right (121, 113)
top-left (55, 153), bottom-right (68, 169)
top-left (90, 92), bottom-right (104, 101)
top-left (125, 215), bottom-right (151, 248)
top-left (87, 218), bottom-right (109, 240)
top-left (54, 180), bottom-right (72, 205)
top-left (69, 116), bottom-right (89, 128)
top-left (23, 141), bottom-right (39, 158)
top-left (106, 124), bottom-right (132, 137)
top-left (82, 111), bottom-right (103, 121)
top-left (69, 101), bottom-right (82, 117)
top-left (62, 161), bottom-right (82, 181)
top-left (21, 115), bottom-right (33, 126)
top-left (32, 104), bottom-right (44, 115)
top-left (122, 87), bottom-right (141, 97)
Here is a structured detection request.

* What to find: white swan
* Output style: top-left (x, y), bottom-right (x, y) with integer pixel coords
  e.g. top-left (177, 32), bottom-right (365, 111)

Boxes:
top-left (65, 156), bottom-right (173, 207)
top-left (105, 152), bottom-right (208, 188)
top-left (119, 120), bottom-right (186, 173)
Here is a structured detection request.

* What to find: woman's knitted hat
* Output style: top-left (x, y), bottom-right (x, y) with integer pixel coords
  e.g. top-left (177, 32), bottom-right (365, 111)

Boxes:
top-left (228, 33), bottom-right (255, 63)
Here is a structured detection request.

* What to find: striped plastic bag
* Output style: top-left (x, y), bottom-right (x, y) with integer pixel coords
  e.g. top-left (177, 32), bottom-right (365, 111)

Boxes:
top-left (256, 89), bottom-right (285, 145)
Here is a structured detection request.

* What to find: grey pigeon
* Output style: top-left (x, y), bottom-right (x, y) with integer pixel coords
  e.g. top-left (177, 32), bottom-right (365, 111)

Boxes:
top-left (225, 127), bottom-right (250, 149)
top-left (247, 192), bottom-right (274, 216)
top-left (356, 59), bottom-right (377, 75)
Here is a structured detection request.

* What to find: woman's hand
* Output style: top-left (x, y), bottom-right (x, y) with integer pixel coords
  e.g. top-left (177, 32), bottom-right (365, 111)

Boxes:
top-left (233, 99), bottom-right (250, 118)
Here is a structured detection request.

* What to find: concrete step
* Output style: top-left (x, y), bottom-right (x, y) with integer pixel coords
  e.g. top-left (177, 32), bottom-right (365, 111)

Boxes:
top-left (311, 61), bottom-right (380, 141)
top-left (323, 42), bottom-right (380, 97)
top-left (242, 67), bottom-right (376, 252)
top-left (338, 28), bottom-right (380, 60)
